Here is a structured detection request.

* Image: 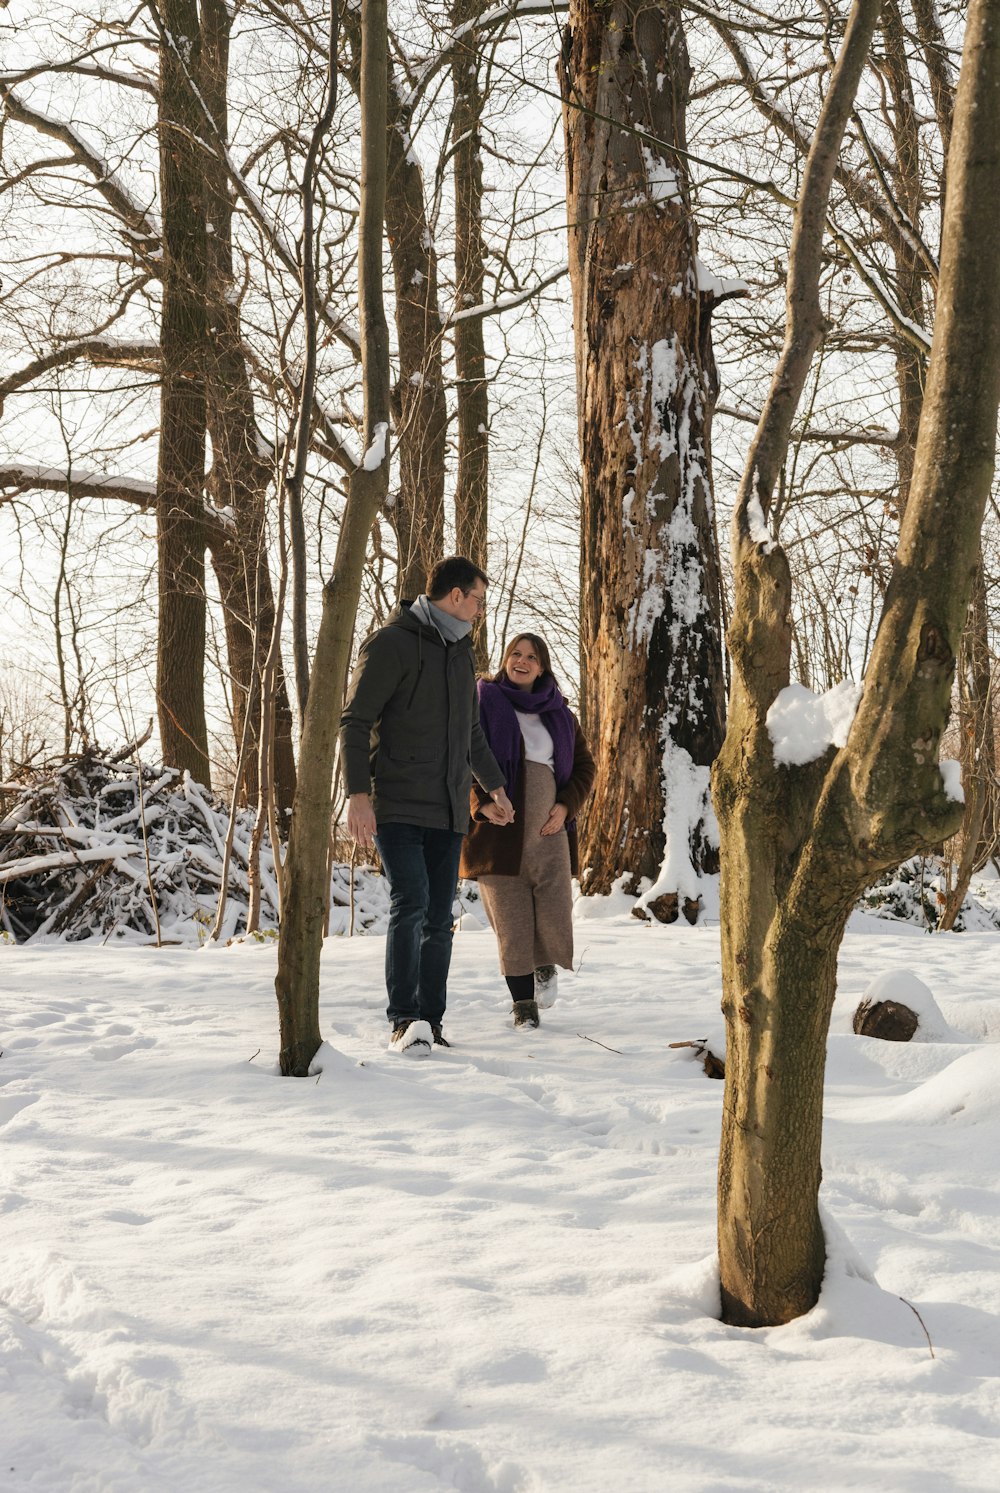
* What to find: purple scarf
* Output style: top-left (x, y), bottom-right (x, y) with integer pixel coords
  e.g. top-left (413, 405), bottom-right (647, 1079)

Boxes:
top-left (478, 676), bottom-right (576, 798)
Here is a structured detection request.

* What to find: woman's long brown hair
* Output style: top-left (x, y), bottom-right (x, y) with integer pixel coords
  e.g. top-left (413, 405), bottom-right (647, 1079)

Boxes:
top-left (493, 632), bottom-right (557, 691)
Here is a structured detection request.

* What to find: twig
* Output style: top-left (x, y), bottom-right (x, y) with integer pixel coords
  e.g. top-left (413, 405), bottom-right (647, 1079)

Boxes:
top-left (898, 1295), bottom-right (935, 1359)
top-left (134, 755), bottom-right (162, 948)
top-left (576, 1032), bottom-right (624, 1055)
top-left (247, 1048), bottom-right (261, 1062)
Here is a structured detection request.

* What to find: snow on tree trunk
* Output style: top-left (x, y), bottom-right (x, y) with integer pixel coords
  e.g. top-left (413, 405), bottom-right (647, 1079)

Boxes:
top-left (559, 0), bottom-right (726, 919)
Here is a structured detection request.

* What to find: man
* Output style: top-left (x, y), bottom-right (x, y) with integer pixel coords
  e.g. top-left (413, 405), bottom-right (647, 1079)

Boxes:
top-left (341, 557), bottom-right (515, 1053)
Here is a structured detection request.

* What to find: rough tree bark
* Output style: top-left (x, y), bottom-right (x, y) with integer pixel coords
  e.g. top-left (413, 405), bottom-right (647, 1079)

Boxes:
top-left (155, 0), bottom-right (211, 786)
top-left (452, 0), bottom-right (490, 668)
top-left (875, 5), bottom-right (995, 928)
top-left (713, 0), bottom-right (1000, 1326)
top-left (274, 0), bottom-right (391, 1076)
top-left (343, 16), bottom-right (447, 600)
top-left (386, 73), bottom-right (447, 601)
top-left (560, 0), bottom-right (727, 920)
top-left (200, 0), bottom-right (298, 815)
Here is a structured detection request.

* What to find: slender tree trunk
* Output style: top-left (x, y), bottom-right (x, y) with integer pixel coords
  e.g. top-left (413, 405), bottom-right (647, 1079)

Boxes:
top-left (275, 0), bottom-right (391, 1076)
top-left (156, 0), bottom-right (211, 786)
top-left (938, 561), bottom-right (998, 928)
top-left (560, 0), bottom-right (726, 918)
top-left (714, 0), bottom-right (1000, 1326)
top-left (386, 74), bottom-right (447, 600)
top-left (880, 0), bottom-right (928, 511)
top-left (343, 15), bottom-right (448, 601)
top-left (452, 0), bottom-right (490, 668)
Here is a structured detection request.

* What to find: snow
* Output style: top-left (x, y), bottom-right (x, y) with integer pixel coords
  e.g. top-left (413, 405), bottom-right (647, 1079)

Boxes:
top-left (636, 742), bottom-right (714, 908)
top-left (941, 757), bottom-right (965, 803)
top-left (745, 492), bottom-right (776, 552)
top-left (767, 679), bottom-right (862, 765)
top-left (361, 421), bottom-right (389, 472)
top-left (694, 255), bottom-right (751, 299)
top-left (3, 918), bottom-right (1000, 1489)
top-left (640, 146), bottom-right (682, 204)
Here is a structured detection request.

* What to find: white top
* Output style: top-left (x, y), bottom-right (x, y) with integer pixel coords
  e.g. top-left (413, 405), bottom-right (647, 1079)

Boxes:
top-left (515, 710), bottom-right (554, 770)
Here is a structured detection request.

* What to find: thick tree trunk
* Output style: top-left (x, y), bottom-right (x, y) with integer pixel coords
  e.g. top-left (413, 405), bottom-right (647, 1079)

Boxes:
top-left (156, 0), bottom-right (211, 786)
top-left (200, 0), bottom-right (297, 816)
top-left (560, 1), bottom-right (726, 915)
top-left (452, 0), bottom-right (490, 669)
top-left (714, 0), bottom-right (1000, 1326)
top-left (275, 0), bottom-right (391, 1076)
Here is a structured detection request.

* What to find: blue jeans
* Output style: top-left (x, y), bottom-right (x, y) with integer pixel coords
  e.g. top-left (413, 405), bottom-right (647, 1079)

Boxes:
top-left (374, 823), bottom-right (464, 1029)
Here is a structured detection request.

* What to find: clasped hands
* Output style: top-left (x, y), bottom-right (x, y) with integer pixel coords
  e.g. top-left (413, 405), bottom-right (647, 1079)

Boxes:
top-left (482, 794), bottom-right (567, 836)
top-left (481, 787), bottom-right (515, 826)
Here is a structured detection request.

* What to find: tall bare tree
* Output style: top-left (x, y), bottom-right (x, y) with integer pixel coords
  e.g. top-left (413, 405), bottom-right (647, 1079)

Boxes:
top-left (451, 0), bottom-right (491, 667)
top-left (155, 0), bottom-right (212, 784)
top-left (274, 0), bottom-right (391, 1076)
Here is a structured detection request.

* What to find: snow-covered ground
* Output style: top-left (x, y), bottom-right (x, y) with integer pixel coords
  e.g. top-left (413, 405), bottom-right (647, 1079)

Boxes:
top-left (3, 907), bottom-right (1000, 1491)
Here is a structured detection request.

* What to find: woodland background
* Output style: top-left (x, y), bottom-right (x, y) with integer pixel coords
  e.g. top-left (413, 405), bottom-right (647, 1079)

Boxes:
top-left (3, 1), bottom-right (988, 931)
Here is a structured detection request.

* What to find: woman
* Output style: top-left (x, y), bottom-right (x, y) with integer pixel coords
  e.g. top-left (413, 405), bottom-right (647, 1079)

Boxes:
top-left (461, 633), bottom-right (595, 1028)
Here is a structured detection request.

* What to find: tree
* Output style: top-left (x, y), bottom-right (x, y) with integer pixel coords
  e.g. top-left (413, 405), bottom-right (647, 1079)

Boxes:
top-left (154, 0), bottom-right (212, 786)
top-left (274, 0), bottom-right (391, 1076)
top-left (451, 0), bottom-right (492, 668)
top-left (713, 0), bottom-right (1000, 1326)
top-left (560, 0), bottom-right (728, 920)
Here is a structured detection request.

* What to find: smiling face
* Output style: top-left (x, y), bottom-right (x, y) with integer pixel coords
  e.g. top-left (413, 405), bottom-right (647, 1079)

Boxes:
top-left (505, 638), bottom-right (543, 691)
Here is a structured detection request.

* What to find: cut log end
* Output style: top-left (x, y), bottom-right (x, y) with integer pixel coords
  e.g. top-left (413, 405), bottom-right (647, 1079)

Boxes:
top-left (853, 998), bottom-right (919, 1042)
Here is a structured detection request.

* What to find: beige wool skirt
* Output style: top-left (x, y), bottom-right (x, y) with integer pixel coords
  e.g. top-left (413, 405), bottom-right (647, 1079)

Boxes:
top-left (478, 760), bottom-right (574, 976)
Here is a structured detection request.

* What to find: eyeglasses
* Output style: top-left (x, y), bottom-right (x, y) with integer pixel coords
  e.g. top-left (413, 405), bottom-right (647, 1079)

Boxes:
top-left (463, 589), bottom-right (487, 613)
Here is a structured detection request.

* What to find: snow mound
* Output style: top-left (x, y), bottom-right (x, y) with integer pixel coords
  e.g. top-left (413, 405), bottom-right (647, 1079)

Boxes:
top-left (880, 1046), bottom-right (1000, 1126)
top-left (573, 873), bottom-right (642, 921)
top-left (859, 968), bottom-right (957, 1042)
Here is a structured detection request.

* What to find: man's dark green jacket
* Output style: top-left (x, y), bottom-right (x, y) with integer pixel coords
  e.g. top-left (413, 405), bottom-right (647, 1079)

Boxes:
top-left (340, 603), bottom-right (503, 830)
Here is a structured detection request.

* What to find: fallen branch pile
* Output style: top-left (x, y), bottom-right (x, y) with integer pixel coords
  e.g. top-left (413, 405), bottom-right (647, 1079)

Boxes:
top-left (0, 747), bottom-right (393, 944)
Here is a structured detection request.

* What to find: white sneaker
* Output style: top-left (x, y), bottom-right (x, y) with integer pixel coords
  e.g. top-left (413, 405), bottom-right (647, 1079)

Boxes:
top-left (535, 965), bottom-right (558, 1007)
top-left (389, 1019), bottom-right (433, 1055)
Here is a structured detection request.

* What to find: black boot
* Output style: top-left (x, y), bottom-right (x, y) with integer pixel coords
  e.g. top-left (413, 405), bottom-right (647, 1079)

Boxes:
top-left (506, 973), bottom-right (539, 1029)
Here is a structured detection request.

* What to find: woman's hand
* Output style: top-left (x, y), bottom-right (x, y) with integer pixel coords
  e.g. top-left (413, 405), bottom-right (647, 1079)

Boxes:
top-left (539, 802), bottom-right (568, 836)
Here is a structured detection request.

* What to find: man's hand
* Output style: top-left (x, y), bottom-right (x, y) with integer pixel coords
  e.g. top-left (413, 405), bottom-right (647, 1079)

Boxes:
top-left (346, 792), bottom-right (377, 847)
top-left (540, 802), bottom-right (568, 836)
top-left (481, 801), bottom-right (509, 825)
top-left (488, 786), bottom-right (515, 824)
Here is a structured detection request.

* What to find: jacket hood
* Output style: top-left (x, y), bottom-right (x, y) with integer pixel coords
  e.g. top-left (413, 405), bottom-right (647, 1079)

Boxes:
top-left (388, 601), bottom-right (447, 644)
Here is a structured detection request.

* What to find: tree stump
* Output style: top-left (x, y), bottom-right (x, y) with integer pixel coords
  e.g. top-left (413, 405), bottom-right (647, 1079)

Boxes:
top-left (852, 998), bottom-right (919, 1042)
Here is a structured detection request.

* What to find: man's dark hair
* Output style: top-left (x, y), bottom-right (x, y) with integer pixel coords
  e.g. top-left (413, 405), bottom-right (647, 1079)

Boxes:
top-left (426, 555), bottom-right (488, 600)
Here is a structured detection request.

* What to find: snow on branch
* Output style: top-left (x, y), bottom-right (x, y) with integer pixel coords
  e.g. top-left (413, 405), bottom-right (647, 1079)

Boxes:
top-left (766, 681), bottom-right (861, 766)
top-left (1, 84), bottom-right (160, 246)
top-left (447, 263), bottom-right (568, 325)
top-left (0, 465), bottom-right (156, 508)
